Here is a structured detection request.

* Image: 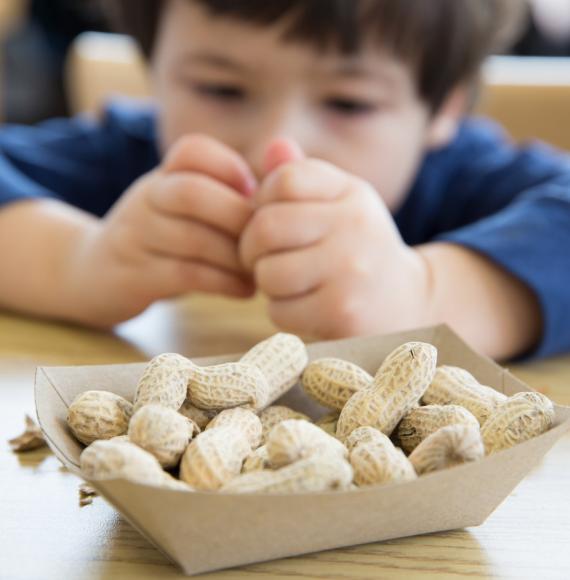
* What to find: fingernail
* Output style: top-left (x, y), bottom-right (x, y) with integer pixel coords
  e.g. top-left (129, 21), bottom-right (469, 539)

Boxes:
top-left (242, 174), bottom-right (258, 197)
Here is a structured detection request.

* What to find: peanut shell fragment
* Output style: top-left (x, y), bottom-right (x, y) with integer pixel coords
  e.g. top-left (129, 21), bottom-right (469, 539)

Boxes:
top-left (9, 415), bottom-right (47, 452)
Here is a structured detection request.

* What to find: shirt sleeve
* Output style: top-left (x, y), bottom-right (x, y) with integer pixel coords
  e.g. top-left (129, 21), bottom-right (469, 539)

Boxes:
top-left (400, 118), bottom-right (570, 359)
top-left (0, 101), bottom-right (159, 217)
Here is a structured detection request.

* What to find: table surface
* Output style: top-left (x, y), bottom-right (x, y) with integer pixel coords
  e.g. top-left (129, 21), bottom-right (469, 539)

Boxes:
top-left (1, 295), bottom-right (569, 580)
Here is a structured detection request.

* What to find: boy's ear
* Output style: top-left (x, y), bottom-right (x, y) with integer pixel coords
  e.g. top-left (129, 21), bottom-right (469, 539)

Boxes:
top-left (425, 86), bottom-right (470, 150)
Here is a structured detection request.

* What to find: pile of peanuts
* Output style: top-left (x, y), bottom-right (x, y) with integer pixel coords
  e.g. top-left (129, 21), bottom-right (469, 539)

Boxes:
top-left (67, 334), bottom-right (555, 494)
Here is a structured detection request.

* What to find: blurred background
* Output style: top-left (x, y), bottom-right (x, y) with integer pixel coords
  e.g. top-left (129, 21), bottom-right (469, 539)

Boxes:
top-left (0, 0), bottom-right (569, 149)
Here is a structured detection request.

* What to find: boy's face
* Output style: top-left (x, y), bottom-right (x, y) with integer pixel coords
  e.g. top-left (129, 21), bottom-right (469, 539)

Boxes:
top-left (152, 0), bottom-right (454, 212)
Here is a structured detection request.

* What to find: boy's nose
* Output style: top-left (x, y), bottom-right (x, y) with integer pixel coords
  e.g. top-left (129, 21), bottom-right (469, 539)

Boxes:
top-left (244, 107), bottom-right (313, 180)
top-left (248, 136), bottom-right (307, 180)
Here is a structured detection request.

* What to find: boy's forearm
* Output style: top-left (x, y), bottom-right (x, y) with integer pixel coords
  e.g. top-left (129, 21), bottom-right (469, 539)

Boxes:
top-left (0, 200), bottom-right (102, 325)
top-left (416, 242), bottom-right (542, 360)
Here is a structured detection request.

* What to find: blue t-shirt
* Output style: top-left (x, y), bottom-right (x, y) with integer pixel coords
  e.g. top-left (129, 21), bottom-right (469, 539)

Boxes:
top-left (1, 101), bottom-right (569, 359)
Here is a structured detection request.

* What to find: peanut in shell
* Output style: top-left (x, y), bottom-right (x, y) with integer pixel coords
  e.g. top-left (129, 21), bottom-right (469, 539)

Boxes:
top-left (409, 424), bottom-right (485, 475)
top-left (259, 405), bottom-right (311, 444)
top-left (349, 432), bottom-right (417, 486)
top-left (222, 454), bottom-right (353, 494)
top-left (134, 353), bottom-right (192, 412)
top-left (206, 407), bottom-right (262, 449)
top-left (240, 333), bottom-right (308, 406)
top-left (481, 391), bottom-right (555, 454)
top-left (423, 366), bottom-right (506, 425)
top-left (178, 400), bottom-right (216, 430)
top-left (301, 358), bottom-right (372, 411)
top-left (188, 362), bottom-right (270, 411)
top-left (336, 342), bottom-right (437, 440)
top-left (266, 419), bottom-right (347, 468)
top-left (179, 426), bottom-right (251, 490)
top-left (397, 404), bottom-right (480, 454)
top-left (67, 390), bottom-right (133, 445)
top-left (128, 404), bottom-right (196, 468)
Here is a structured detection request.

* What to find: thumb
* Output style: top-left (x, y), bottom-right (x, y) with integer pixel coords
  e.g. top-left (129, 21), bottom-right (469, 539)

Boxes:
top-left (263, 137), bottom-right (305, 176)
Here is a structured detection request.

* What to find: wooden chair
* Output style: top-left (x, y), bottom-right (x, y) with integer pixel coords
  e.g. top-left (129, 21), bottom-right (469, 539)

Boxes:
top-left (478, 56), bottom-right (570, 150)
top-left (0, 0), bottom-right (29, 121)
top-left (0, 0), bottom-right (27, 36)
top-left (65, 32), bottom-right (151, 115)
top-left (65, 33), bottom-right (570, 151)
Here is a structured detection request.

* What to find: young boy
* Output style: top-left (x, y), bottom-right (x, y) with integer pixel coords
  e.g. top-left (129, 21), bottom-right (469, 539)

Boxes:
top-left (0, 0), bottom-right (569, 361)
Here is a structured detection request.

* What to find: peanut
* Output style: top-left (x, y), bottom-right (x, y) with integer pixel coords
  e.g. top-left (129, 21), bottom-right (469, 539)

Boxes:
top-left (128, 405), bottom-right (197, 468)
top-left (242, 445), bottom-right (269, 473)
top-left (179, 426), bottom-right (251, 490)
top-left (80, 440), bottom-right (193, 491)
top-left (134, 353), bottom-right (192, 412)
top-left (266, 419), bottom-right (347, 468)
top-left (481, 391), bottom-right (555, 454)
top-left (75, 339), bottom-right (543, 496)
top-left (423, 366), bottom-right (507, 425)
top-left (206, 407), bottom-right (262, 449)
top-left (348, 431), bottom-right (417, 486)
top-left (178, 400), bottom-right (216, 430)
top-left (109, 435), bottom-right (130, 444)
top-left (159, 475), bottom-right (196, 492)
top-left (67, 390), bottom-right (133, 445)
top-left (409, 424), bottom-right (485, 475)
top-left (337, 342), bottom-right (437, 441)
top-left (315, 412), bottom-right (340, 438)
top-left (240, 333), bottom-right (308, 406)
top-left (222, 454), bottom-right (353, 494)
top-left (302, 358), bottom-right (373, 411)
top-left (258, 405), bottom-right (311, 444)
top-left (188, 362), bottom-right (269, 411)
top-left (345, 426), bottom-right (385, 451)
top-left (397, 404), bottom-right (480, 454)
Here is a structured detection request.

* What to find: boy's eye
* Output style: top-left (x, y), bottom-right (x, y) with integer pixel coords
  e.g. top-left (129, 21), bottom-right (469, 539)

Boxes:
top-left (325, 98), bottom-right (377, 115)
top-left (193, 84), bottom-right (245, 100)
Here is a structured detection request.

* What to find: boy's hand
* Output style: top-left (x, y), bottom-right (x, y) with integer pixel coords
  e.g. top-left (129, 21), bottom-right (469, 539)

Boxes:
top-left (240, 151), bottom-right (430, 338)
top-left (70, 135), bottom-right (257, 326)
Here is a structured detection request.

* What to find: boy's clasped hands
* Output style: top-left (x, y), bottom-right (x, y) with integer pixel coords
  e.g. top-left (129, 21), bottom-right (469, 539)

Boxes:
top-left (76, 134), bottom-right (428, 336)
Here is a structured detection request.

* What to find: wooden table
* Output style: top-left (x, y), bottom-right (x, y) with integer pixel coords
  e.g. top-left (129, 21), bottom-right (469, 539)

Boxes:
top-left (1, 295), bottom-right (569, 580)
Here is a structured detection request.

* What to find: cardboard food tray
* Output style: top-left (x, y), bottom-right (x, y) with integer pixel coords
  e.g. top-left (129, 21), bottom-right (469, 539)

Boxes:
top-left (35, 324), bottom-right (570, 576)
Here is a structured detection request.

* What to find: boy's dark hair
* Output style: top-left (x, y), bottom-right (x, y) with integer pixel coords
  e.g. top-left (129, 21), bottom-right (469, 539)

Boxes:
top-left (104, 0), bottom-right (526, 112)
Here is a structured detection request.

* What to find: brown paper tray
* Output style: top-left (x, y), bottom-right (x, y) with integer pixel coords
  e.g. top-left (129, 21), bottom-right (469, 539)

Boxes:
top-left (35, 324), bottom-right (570, 576)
